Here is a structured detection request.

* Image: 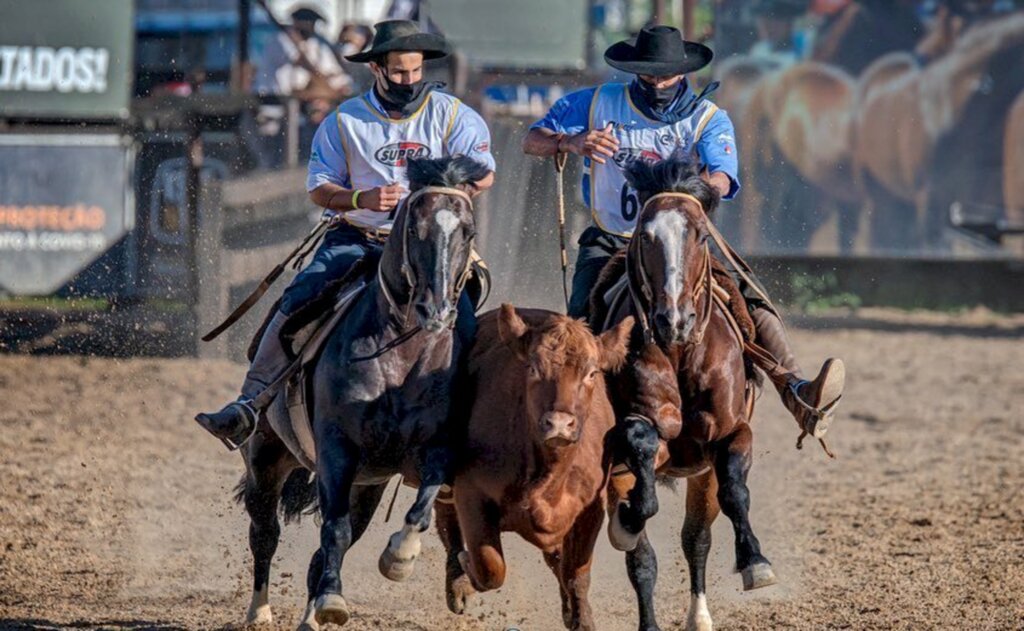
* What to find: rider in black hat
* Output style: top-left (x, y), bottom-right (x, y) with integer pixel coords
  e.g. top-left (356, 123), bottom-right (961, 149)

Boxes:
top-left (523, 24), bottom-right (845, 439)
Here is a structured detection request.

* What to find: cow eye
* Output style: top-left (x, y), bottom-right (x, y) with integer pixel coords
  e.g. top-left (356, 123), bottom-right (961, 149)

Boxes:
top-left (527, 364), bottom-right (540, 379)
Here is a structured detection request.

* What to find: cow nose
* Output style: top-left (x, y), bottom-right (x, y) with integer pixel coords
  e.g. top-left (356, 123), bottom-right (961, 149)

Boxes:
top-left (540, 411), bottom-right (578, 446)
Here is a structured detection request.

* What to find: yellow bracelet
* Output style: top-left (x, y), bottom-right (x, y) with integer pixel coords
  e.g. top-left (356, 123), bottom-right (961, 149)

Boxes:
top-left (350, 189), bottom-right (362, 209)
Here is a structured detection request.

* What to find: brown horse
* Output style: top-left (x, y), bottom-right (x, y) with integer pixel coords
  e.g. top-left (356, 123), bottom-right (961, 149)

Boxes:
top-left (1005, 90), bottom-right (1024, 254)
top-left (436, 305), bottom-right (633, 630)
top-left (592, 159), bottom-right (775, 631)
top-left (852, 13), bottom-right (1024, 250)
top-left (737, 61), bottom-right (859, 251)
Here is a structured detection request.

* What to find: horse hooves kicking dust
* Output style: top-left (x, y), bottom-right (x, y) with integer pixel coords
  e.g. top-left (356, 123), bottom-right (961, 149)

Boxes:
top-left (378, 525), bottom-right (423, 582)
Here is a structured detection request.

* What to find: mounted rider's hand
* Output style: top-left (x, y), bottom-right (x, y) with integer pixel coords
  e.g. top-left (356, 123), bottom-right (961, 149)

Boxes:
top-left (564, 123), bottom-right (619, 164)
top-left (360, 184), bottom-right (405, 212)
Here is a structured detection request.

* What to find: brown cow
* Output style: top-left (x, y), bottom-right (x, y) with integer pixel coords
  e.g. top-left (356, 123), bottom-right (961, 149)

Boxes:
top-left (436, 305), bottom-right (633, 631)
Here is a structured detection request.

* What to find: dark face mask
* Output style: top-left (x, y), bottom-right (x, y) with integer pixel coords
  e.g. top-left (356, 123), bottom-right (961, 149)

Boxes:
top-left (377, 73), bottom-right (426, 111)
top-left (635, 77), bottom-right (681, 111)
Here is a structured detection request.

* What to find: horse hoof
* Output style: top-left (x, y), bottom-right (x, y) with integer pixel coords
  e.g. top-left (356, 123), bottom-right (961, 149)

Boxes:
top-left (244, 604), bottom-right (272, 626)
top-left (741, 562), bottom-right (778, 591)
top-left (379, 544), bottom-right (417, 582)
top-left (446, 573), bottom-right (475, 614)
top-left (607, 503), bottom-right (641, 551)
top-left (314, 593), bottom-right (350, 627)
top-left (297, 598), bottom-right (320, 631)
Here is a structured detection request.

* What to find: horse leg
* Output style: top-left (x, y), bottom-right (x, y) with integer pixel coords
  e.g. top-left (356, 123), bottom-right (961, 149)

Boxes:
top-left (455, 489), bottom-right (506, 592)
top-left (437, 500), bottom-right (475, 614)
top-left (608, 416), bottom-right (661, 551)
top-left (241, 427), bottom-right (296, 626)
top-left (299, 481), bottom-right (386, 631)
top-left (681, 469), bottom-right (720, 631)
top-left (624, 531), bottom-right (661, 631)
top-left (379, 442), bottom-right (453, 582)
top-left (557, 499), bottom-right (605, 631)
top-left (713, 424), bottom-right (776, 592)
top-left (312, 433), bottom-right (360, 626)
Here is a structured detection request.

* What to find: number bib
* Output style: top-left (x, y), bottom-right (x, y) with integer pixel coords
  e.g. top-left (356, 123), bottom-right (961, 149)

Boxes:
top-left (587, 83), bottom-right (718, 237)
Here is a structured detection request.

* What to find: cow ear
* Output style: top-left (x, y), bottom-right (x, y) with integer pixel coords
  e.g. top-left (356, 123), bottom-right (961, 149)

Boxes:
top-left (497, 303), bottom-right (530, 360)
top-left (599, 316), bottom-right (634, 372)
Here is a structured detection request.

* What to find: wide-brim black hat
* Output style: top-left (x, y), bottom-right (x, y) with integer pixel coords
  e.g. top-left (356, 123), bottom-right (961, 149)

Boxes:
top-left (604, 25), bottom-right (713, 76)
top-left (345, 19), bottom-right (450, 63)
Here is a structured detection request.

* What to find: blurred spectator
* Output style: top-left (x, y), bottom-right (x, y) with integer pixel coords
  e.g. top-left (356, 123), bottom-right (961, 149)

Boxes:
top-left (748, 0), bottom-right (809, 66)
top-left (252, 4), bottom-right (351, 168)
top-left (811, 0), bottom-right (922, 75)
top-left (337, 23), bottom-right (376, 93)
top-left (386, 0), bottom-right (443, 34)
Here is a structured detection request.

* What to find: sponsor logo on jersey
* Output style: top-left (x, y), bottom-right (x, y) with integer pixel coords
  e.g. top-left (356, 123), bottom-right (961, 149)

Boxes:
top-left (611, 148), bottom-right (661, 169)
top-left (473, 141), bottom-right (489, 153)
top-left (374, 142), bottom-right (431, 166)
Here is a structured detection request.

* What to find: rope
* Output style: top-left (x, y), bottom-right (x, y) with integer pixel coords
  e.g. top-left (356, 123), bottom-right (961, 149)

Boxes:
top-left (554, 151), bottom-right (570, 312)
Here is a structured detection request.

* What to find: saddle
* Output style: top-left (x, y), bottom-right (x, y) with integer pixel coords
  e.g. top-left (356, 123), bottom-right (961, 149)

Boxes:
top-left (247, 250), bottom-right (492, 469)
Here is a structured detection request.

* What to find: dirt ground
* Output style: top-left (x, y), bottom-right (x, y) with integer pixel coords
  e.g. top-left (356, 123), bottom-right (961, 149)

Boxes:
top-left (1, 308), bottom-right (1022, 630)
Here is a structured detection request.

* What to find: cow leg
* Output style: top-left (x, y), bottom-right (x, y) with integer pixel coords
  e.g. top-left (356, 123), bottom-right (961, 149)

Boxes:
top-left (557, 499), bottom-right (605, 631)
top-left (437, 501), bottom-right (475, 614)
top-left (241, 426), bottom-right (296, 627)
top-left (609, 416), bottom-right (661, 551)
top-left (681, 469), bottom-right (720, 631)
top-left (713, 424), bottom-right (776, 592)
top-left (380, 443), bottom-right (452, 582)
top-left (543, 548), bottom-right (571, 628)
top-left (455, 489), bottom-right (506, 592)
top-left (312, 431), bottom-right (360, 627)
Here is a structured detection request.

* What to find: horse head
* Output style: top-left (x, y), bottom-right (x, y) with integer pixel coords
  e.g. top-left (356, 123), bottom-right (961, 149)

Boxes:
top-left (497, 304), bottom-right (632, 448)
top-left (384, 156), bottom-right (489, 333)
top-left (625, 158), bottom-right (721, 347)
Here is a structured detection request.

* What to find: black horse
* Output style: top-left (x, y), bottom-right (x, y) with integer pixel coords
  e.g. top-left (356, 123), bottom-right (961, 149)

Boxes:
top-left (235, 155), bottom-right (488, 629)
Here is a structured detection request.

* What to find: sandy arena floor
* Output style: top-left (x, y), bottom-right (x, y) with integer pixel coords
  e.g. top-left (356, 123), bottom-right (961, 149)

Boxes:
top-left (1, 309), bottom-right (1022, 630)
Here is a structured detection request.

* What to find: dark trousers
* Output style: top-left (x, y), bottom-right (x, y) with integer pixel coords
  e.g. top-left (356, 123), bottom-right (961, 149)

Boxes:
top-left (568, 226), bottom-right (630, 319)
top-left (278, 222), bottom-right (476, 343)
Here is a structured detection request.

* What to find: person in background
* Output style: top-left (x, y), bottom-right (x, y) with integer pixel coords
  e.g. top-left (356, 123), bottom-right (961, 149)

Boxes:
top-left (748, 0), bottom-right (809, 66)
top-left (253, 4), bottom-right (352, 167)
top-left (811, 0), bottom-right (922, 75)
top-left (337, 23), bottom-right (376, 93)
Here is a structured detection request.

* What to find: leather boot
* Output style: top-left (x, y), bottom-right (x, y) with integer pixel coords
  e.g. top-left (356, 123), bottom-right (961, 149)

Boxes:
top-left (752, 308), bottom-right (845, 438)
top-left (195, 311), bottom-right (293, 450)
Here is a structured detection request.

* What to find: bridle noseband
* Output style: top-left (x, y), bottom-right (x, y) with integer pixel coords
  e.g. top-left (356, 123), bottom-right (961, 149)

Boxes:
top-left (376, 185), bottom-right (476, 329)
top-left (627, 192), bottom-right (714, 347)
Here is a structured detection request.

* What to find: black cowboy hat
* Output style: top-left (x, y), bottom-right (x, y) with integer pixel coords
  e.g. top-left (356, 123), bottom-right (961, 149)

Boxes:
top-left (604, 25), bottom-right (713, 76)
top-left (345, 19), bottom-right (449, 63)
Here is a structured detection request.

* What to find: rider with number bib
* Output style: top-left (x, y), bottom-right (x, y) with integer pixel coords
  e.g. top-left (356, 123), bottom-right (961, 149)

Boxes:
top-left (523, 25), bottom-right (844, 437)
top-left (196, 20), bottom-right (496, 450)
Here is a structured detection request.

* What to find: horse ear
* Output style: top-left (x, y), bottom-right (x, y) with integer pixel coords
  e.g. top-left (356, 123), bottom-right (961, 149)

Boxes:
top-left (497, 303), bottom-right (530, 359)
top-left (598, 315), bottom-right (634, 372)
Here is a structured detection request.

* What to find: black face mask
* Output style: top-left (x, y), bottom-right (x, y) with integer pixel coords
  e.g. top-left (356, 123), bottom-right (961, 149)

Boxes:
top-left (634, 77), bottom-right (681, 111)
top-left (376, 73), bottom-right (428, 113)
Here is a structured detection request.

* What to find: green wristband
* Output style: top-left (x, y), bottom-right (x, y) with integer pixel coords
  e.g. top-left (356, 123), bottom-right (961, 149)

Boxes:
top-left (351, 189), bottom-right (362, 208)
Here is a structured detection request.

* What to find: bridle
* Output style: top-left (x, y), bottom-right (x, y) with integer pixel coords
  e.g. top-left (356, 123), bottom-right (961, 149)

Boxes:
top-left (626, 192), bottom-right (714, 347)
top-left (353, 185), bottom-right (475, 363)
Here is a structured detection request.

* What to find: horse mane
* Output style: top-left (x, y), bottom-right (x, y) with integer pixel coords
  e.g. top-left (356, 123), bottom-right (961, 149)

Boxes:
top-left (624, 157), bottom-right (722, 215)
top-left (407, 155), bottom-right (490, 190)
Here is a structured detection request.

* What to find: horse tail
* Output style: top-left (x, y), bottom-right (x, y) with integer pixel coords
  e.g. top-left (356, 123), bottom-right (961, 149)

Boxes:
top-left (280, 468), bottom-right (318, 524)
top-left (232, 467), bottom-right (319, 524)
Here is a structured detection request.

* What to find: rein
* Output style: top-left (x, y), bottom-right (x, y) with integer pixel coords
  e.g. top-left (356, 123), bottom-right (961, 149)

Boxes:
top-left (351, 185), bottom-right (475, 363)
top-left (554, 151), bottom-right (571, 311)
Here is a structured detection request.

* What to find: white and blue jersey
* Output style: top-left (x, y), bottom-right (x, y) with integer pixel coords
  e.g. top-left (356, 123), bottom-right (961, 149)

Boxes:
top-left (307, 89), bottom-right (496, 232)
top-left (532, 81), bottom-right (739, 238)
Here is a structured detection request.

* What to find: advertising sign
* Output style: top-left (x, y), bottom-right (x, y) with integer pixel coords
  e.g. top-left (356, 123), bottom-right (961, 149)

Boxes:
top-left (0, 0), bottom-right (134, 119)
top-left (0, 135), bottom-right (134, 295)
